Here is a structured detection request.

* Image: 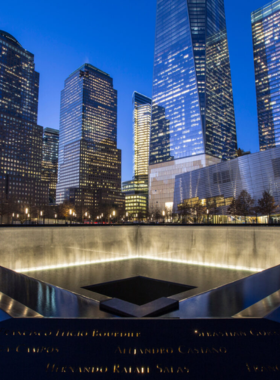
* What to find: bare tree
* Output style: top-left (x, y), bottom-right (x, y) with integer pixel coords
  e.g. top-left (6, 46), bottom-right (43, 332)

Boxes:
top-left (153, 206), bottom-right (161, 223)
top-left (0, 198), bottom-right (9, 224)
top-left (257, 190), bottom-right (278, 224)
top-left (207, 199), bottom-right (219, 224)
top-left (178, 201), bottom-right (193, 224)
top-left (237, 148), bottom-right (251, 157)
top-left (192, 200), bottom-right (207, 224)
top-left (236, 190), bottom-right (254, 224)
top-left (227, 197), bottom-right (238, 223)
top-left (58, 201), bottom-right (75, 223)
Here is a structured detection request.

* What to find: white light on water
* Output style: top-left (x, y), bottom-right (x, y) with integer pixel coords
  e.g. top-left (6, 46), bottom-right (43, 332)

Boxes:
top-left (142, 256), bottom-right (263, 272)
top-left (16, 255), bottom-right (263, 274)
top-left (17, 256), bottom-right (138, 273)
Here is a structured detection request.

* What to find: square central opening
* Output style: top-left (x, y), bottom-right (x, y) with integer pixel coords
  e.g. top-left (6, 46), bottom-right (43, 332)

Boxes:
top-left (82, 276), bottom-right (196, 305)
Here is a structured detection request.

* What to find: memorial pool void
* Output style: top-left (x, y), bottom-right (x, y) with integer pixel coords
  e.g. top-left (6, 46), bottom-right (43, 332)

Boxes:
top-left (0, 225), bottom-right (280, 320)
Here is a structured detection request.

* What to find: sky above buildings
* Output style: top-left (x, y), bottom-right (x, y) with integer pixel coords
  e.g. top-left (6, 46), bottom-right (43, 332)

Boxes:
top-left (0, 0), bottom-right (272, 181)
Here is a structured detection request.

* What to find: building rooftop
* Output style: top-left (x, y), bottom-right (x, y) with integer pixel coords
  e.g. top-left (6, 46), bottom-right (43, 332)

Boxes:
top-left (0, 30), bottom-right (22, 47)
top-left (133, 92), bottom-right (152, 105)
top-left (44, 127), bottom-right (59, 135)
top-left (68, 63), bottom-right (111, 80)
top-left (251, 0), bottom-right (280, 24)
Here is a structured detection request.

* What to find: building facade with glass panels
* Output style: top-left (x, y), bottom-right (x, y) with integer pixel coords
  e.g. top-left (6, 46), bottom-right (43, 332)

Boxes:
top-left (252, 0), bottom-right (280, 151)
top-left (149, 0), bottom-right (237, 212)
top-left (133, 92), bottom-right (152, 181)
top-left (56, 64), bottom-right (124, 214)
top-left (122, 177), bottom-right (149, 219)
top-left (122, 92), bottom-right (151, 219)
top-left (42, 128), bottom-right (59, 204)
top-left (173, 146), bottom-right (280, 221)
top-left (0, 31), bottom-right (48, 208)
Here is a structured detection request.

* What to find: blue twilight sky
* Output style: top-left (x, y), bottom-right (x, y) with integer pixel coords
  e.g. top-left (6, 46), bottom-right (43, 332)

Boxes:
top-left (0, 0), bottom-right (271, 181)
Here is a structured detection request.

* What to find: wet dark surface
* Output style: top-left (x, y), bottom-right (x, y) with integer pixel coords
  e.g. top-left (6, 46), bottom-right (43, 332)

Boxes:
top-left (84, 276), bottom-right (195, 305)
top-left (100, 297), bottom-right (179, 317)
top-left (166, 264), bottom-right (280, 318)
top-left (0, 261), bottom-right (280, 318)
top-left (25, 259), bottom-right (253, 303)
top-left (0, 266), bottom-right (111, 318)
top-left (0, 260), bottom-right (258, 318)
top-left (0, 291), bottom-right (43, 318)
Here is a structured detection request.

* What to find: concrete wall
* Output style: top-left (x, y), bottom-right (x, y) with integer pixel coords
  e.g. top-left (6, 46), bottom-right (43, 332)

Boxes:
top-left (0, 226), bottom-right (279, 272)
top-left (0, 227), bottom-right (138, 272)
top-left (137, 226), bottom-right (280, 271)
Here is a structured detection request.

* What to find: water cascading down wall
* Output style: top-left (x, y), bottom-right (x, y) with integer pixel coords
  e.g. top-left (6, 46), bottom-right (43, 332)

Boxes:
top-left (0, 226), bottom-right (279, 273)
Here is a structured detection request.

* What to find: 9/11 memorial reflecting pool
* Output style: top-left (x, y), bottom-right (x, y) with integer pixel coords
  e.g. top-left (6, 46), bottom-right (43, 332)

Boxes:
top-left (0, 225), bottom-right (280, 379)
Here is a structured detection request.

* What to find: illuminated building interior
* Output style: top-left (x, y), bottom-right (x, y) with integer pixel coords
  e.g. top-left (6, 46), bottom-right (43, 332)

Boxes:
top-left (56, 64), bottom-right (124, 212)
top-left (122, 92), bottom-right (151, 218)
top-left (149, 0), bottom-right (237, 213)
top-left (0, 30), bottom-right (48, 207)
top-left (42, 128), bottom-right (59, 204)
top-left (174, 146), bottom-right (280, 223)
top-left (252, 0), bottom-right (280, 151)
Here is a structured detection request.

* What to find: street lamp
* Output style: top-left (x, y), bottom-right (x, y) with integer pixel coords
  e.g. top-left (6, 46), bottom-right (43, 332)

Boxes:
top-left (40, 210), bottom-right (43, 225)
top-left (69, 209), bottom-right (72, 225)
top-left (162, 210), bottom-right (165, 224)
top-left (55, 214), bottom-right (57, 225)
top-left (12, 213), bottom-right (14, 224)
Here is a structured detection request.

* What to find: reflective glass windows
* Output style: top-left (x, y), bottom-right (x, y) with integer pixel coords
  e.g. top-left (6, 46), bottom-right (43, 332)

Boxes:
top-left (56, 64), bottom-right (122, 208)
top-left (150, 0), bottom-right (204, 165)
top-left (205, 0), bottom-right (237, 160)
top-left (0, 31), bottom-right (39, 123)
top-left (133, 92), bottom-right (151, 179)
top-left (0, 31), bottom-right (48, 206)
top-left (252, 0), bottom-right (280, 151)
top-left (150, 0), bottom-right (237, 165)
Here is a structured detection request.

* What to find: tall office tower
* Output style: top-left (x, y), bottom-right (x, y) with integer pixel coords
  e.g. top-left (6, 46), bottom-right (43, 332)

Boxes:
top-left (0, 31), bottom-right (48, 208)
top-left (122, 92), bottom-right (151, 219)
top-left (42, 128), bottom-right (59, 204)
top-left (133, 92), bottom-right (152, 181)
top-left (252, 0), bottom-right (280, 151)
top-left (56, 64), bottom-right (124, 214)
top-left (149, 0), bottom-right (237, 213)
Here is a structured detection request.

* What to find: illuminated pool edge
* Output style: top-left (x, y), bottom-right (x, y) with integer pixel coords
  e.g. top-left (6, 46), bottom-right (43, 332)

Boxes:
top-left (17, 255), bottom-right (262, 274)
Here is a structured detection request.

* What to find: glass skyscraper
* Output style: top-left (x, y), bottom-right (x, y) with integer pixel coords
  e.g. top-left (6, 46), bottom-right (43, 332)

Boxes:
top-left (42, 128), bottom-right (59, 204)
top-left (149, 0), bottom-right (236, 212)
top-left (122, 92), bottom-right (151, 219)
top-left (56, 64), bottom-right (124, 213)
top-left (0, 31), bottom-right (48, 208)
top-left (252, 0), bottom-right (280, 151)
top-left (133, 92), bottom-right (152, 181)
